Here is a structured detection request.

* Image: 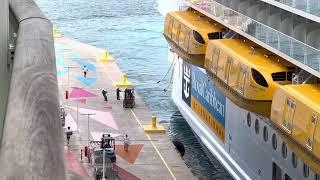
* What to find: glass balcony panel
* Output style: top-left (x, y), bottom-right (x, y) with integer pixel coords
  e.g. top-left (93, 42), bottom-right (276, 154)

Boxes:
top-left (189, 0), bottom-right (320, 73)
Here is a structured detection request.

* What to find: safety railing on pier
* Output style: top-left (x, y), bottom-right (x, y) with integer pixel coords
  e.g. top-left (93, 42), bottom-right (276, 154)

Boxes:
top-left (187, 0), bottom-right (320, 78)
top-left (0, 0), bottom-right (66, 179)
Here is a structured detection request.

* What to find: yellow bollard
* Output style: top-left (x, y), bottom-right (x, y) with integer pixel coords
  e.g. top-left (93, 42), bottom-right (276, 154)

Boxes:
top-left (52, 27), bottom-right (63, 38)
top-left (143, 115), bottom-right (165, 133)
top-left (112, 72), bottom-right (133, 87)
top-left (97, 50), bottom-right (114, 62)
top-left (152, 115), bottom-right (157, 128)
top-left (122, 73), bottom-right (127, 84)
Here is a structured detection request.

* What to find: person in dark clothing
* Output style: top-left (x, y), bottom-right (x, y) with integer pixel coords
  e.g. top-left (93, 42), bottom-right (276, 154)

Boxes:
top-left (116, 87), bottom-right (121, 100)
top-left (66, 127), bottom-right (73, 145)
top-left (102, 89), bottom-right (108, 101)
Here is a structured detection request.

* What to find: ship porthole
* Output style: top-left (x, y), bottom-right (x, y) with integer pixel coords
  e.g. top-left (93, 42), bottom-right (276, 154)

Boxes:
top-left (281, 142), bottom-right (287, 158)
top-left (263, 126), bottom-right (268, 142)
top-left (291, 152), bottom-right (298, 168)
top-left (247, 113), bottom-right (251, 127)
top-left (303, 163), bottom-right (309, 177)
top-left (272, 134), bottom-right (277, 150)
top-left (255, 119), bottom-right (259, 134)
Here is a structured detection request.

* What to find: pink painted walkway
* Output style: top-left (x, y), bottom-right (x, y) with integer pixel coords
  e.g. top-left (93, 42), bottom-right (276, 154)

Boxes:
top-left (64, 147), bottom-right (91, 179)
top-left (69, 106), bottom-right (118, 130)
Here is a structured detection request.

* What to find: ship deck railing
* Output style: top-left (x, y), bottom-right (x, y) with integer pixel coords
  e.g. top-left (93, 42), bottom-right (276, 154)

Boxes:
top-left (186, 0), bottom-right (320, 78)
top-left (0, 0), bottom-right (66, 179)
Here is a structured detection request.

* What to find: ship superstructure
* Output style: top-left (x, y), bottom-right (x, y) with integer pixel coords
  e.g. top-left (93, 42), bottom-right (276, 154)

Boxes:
top-left (156, 0), bottom-right (320, 179)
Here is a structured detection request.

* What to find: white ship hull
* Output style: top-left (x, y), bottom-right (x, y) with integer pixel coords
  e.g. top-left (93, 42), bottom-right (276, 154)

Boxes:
top-left (170, 51), bottom-right (318, 180)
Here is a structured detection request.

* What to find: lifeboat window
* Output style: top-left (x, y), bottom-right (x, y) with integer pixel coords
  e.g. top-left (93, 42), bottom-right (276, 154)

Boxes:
top-left (251, 68), bottom-right (268, 87)
top-left (172, 21), bottom-right (180, 43)
top-left (184, 30), bottom-right (191, 51)
top-left (254, 119), bottom-right (259, 134)
top-left (247, 112), bottom-right (251, 127)
top-left (272, 134), bottom-right (277, 150)
top-left (208, 32), bottom-right (223, 39)
top-left (178, 25), bottom-right (185, 48)
top-left (224, 56), bottom-right (232, 82)
top-left (168, 18), bottom-right (174, 38)
top-left (193, 30), bottom-right (205, 44)
top-left (291, 152), bottom-right (298, 168)
top-left (272, 72), bottom-right (286, 81)
top-left (281, 142), bottom-right (287, 159)
top-left (237, 65), bottom-right (247, 93)
top-left (303, 163), bottom-right (309, 177)
top-left (211, 48), bottom-right (220, 74)
top-left (263, 126), bottom-right (268, 142)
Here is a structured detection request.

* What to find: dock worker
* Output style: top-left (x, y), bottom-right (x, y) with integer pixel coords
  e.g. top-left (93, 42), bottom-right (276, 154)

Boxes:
top-left (65, 126), bottom-right (73, 145)
top-left (102, 89), bottom-right (108, 101)
top-left (123, 134), bottom-right (130, 152)
top-left (83, 65), bottom-right (89, 78)
top-left (116, 87), bottom-right (121, 100)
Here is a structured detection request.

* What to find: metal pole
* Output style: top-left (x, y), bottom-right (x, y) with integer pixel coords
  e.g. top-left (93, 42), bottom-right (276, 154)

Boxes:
top-left (102, 148), bottom-right (106, 180)
top-left (87, 115), bottom-right (89, 148)
top-left (77, 102), bottom-right (79, 131)
top-left (80, 113), bottom-right (96, 148)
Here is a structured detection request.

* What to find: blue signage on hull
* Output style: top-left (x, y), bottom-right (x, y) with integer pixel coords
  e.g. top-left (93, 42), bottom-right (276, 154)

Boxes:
top-left (191, 66), bottom-right (226, 126)
top-left (182, 61), bottom-right (191, 107)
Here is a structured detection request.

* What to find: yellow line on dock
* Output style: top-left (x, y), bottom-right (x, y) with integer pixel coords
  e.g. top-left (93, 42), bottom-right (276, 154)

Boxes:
top-left (104, 68), bottom-right (177, 180)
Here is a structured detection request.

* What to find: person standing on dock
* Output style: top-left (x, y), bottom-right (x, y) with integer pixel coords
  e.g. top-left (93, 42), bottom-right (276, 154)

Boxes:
top-left (65, 126), bottom-right (73, 145)
top-left (116, 87), bottom-right (121, 100)
top-left (123, 134), bottom-right (130, 152)
top-left (83, 65), bottom-right (89, 78)
top-left (102, 89), bottom-right (108, 101)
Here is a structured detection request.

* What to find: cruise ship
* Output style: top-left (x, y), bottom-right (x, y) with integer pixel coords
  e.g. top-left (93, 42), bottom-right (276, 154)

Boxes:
top-left (156, 0), bottom-right (320, 179)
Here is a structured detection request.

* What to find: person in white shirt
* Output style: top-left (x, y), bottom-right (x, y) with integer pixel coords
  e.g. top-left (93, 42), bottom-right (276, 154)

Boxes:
top-left (65, 126), bottom-right (73, 145)
top-left (83, 65), bottom-right (89, 78)
top-left (123, 134), bottom-right (130, 152)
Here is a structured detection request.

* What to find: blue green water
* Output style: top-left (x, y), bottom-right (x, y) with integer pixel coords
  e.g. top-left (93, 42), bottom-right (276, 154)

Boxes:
top-left (35, 0), bottom-right (231, 179)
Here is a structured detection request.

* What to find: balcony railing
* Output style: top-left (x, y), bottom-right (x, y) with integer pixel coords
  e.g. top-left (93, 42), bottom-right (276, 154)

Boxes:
top-left (0, 0), bottom-right (66, 179)
top-left (187, 0), bottom-right (320, 77)
top-left (273, 0), bottom-right (320, 17)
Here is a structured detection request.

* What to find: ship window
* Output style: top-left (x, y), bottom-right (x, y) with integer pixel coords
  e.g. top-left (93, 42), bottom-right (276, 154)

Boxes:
top-left (303, 163), bottom-right (309, 177)
top-left (263, 126), bottom-right (268, 142)
top-left (315, 174), bottom-right (320, 180)
top-left (251, 68), bottom-right (268, 87)
top-left (247, 113), bottom-right (251, 127)
top-left (193, 30), bottom-right (205, 44)
top-left (281, 142), bottom-right (287, 159)
top-left (255, 119), bottom-right (259, 134)
top-left (272, 162), bottom-right (282, 180)
top-left (208, 32), bottom-right (223, 39)
top-left (291, 152), bottom-right (298, 168)
top-left (272, 134), bottom-right (277, 150)
top-left (285, 174), bottom-right (292, 180)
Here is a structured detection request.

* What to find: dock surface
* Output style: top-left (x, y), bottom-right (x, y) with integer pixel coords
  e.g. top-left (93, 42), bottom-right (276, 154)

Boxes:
top-left (55, 37), bottom-right (195, 180)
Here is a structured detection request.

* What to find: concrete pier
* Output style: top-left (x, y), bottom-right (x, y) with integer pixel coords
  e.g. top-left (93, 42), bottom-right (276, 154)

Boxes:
top-left (55, 37), bottom-right (195, 180)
